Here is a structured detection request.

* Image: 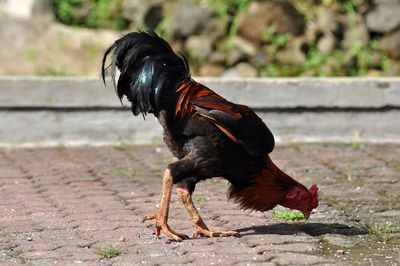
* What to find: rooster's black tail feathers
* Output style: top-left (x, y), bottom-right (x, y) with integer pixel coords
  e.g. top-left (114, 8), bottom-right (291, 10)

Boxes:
top-left (102, 31), bottom-right (190, 116)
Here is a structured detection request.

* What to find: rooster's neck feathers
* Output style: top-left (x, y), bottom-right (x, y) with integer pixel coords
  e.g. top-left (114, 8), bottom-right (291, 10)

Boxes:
top-left (174, 80), bottom-right (225, 120)
top-left (228, 156), bottom-right (307, 212)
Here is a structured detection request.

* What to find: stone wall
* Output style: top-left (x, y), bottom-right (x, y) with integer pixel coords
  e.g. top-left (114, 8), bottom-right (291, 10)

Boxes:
top-left (0, 0), bottom-right (399, 77)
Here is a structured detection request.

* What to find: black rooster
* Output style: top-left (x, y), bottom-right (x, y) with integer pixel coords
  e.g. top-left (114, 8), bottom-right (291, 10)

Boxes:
top-left (102, 31), bottom-right (318, 241)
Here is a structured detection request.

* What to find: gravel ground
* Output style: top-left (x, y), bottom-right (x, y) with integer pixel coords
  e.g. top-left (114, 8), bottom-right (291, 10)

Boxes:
top-left (0, 143), bottom-right (399, 265)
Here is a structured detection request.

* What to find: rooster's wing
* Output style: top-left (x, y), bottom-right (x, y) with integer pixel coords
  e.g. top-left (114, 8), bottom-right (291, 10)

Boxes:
top-left (192, 97), bottom-right (275, 157)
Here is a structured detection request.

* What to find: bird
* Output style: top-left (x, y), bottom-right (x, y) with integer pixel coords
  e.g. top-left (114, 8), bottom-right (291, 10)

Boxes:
top-left (102, 31), bottom-right (318, 241)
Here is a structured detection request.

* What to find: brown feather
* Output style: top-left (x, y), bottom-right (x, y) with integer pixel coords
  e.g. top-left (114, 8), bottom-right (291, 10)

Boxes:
top-left (228, 156), bottom-right (306, 211)
top-left (196, 112), bottom-right (238, 143)
top-left (193, 99), bottom-right (244, 120)
top-left (174, 80), bottom-right (225, 120)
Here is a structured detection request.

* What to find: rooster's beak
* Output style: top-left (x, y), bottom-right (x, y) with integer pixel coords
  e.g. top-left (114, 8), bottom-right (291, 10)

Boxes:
top-left (302, 210), bottom-right (311, 220)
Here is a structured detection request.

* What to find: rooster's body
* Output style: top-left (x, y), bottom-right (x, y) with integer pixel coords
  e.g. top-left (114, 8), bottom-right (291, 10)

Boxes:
top-left (102, 32), bottom-right (318, 241)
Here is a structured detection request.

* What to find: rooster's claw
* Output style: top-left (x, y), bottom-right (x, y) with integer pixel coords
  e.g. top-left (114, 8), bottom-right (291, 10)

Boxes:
top-left (142, 214), bottom-right (157, 222)
top-left (193, 229), bottom-right (239, 238)
top-left (155, 222), bottom-right (188, 241)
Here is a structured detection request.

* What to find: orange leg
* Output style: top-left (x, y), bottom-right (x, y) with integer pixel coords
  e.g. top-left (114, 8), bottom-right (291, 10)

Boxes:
top-left (176, 186), bottom-right (238, 238)
top-left (144, 169), bottom-right (188, 241)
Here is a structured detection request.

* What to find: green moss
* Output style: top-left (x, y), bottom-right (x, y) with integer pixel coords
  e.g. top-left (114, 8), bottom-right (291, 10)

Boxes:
top-left (347, 165), bottom-right (354, 181)
top-left (103, 169), bottom-right (135, 178)
top-left (195, 196), bottom-right (207, 203)
top-left (396, 196), bottom-right (400, 203)
top-left (111, 143), bottom-right (132, 151)
top-left (377, 190), bottom-right (386, 196)
top-left (93, 246), bottom-right (121, 258)
top-left (361, 223), bottom-right (400, 240)
top-left (273, 210), bottom-right (305, 221)
top-left (349, 131), bottom-right (361, 149)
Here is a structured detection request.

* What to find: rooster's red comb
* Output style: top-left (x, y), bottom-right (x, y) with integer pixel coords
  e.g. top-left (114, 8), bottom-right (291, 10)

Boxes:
top-left (309, 185), bottom-right (319, 209)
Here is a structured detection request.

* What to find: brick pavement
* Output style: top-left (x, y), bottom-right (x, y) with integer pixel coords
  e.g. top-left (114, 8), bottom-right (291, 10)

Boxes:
top-left (0, 143), bottom-right (399, 265)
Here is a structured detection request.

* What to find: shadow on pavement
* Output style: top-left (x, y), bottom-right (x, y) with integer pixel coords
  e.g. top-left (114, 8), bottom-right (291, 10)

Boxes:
top-left (236, 223), bottom-right (368, 237)
top-left (299, 223), bottom-right (368, 236)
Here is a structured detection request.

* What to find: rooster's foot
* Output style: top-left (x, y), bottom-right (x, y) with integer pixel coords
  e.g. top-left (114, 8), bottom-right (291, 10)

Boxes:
top-left (193, 228), bottom-right (239, 238)
top-left (142, 213), bottom-right (156, 222)
top-left (155, 218), bottom-right (189, 241)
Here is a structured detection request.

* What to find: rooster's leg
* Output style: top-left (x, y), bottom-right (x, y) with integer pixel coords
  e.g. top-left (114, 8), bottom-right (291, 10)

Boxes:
top-left (151, 169), bottom-right (188, 241)
top-left (176, 185), bottom-right (238, 238)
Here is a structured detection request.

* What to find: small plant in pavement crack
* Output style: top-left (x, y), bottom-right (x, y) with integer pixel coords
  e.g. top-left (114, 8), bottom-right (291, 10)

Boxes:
top-left (273, 210), bottom-right (305, 221)
top-left (93, 246), bottom-right (121, 259)
top-left (361, 222), bottom-right (400, 240)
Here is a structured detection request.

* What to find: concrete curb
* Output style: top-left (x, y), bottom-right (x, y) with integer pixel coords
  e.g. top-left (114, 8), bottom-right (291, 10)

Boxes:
top-left (1, 77), bottom-right (399, 146)
top-left (1, 77), bottom-right (400, 108)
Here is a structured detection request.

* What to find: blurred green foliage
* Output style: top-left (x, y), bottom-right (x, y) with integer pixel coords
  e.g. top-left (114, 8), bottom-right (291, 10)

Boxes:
top-left (49, 0), bottom-right (396, 77)
top-left (262, 26), bottom-right (292, 57)
top-left (295, 0), bottom-right (367, 22)
top-left (259, 39), bottom-right (392, 77)
top-left (206, 0), bottom-right (251, 38)
top-left (50, 0), bottom-right (127, 30)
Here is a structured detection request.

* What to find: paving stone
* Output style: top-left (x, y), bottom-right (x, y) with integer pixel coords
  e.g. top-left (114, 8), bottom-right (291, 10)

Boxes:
top-left (0, 143), bottom-right (399, 265)
top-left (256, 242), bottom-right (319, 253)
top-left (271, 252), bottom-right (328, 264)
top-left (322, 234), bottom-right (362, 248)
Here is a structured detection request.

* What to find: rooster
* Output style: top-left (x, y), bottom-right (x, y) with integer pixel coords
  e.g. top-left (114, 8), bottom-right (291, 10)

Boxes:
top-left (102, 31), bottom-right (318, 241)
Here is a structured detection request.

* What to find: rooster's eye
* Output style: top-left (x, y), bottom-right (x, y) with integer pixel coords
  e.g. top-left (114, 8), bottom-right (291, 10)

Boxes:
top-left (302, 195), bottom-right (308, 200)
top-left (162, 62), bottom-right (167, 67)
